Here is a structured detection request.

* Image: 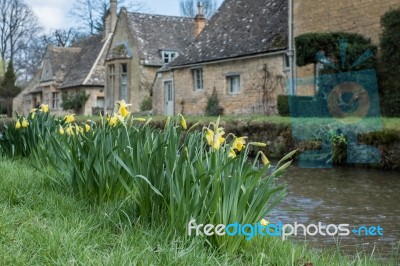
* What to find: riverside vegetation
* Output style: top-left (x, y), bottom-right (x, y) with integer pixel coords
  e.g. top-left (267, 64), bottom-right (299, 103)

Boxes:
top-left (0, 103), bottom-right (398, 265)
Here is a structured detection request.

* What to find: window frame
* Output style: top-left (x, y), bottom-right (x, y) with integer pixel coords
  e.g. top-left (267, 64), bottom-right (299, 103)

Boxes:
top-left (192, 68), bottom-right (203, 91)
top-left (226, 75), bottom-right (241, 94)
top-left (162, 51), bottom-right (177, 64)
top-left (51, 92), bottom-right (60, 110)
top-left (120, 63), bottom-right (128, 102)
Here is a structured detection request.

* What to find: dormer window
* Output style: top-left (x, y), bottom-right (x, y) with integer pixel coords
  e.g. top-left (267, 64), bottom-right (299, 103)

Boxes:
top-left (162, 51), bottom-right (177, 64)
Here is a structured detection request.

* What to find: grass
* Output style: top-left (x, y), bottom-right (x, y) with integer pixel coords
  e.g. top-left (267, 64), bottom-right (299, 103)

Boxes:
top-left (0, 158), bottom-right (398, 265)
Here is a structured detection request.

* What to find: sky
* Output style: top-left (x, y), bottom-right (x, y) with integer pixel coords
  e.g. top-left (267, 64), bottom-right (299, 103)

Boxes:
top-left (27, 0), bottom-right (223, 33)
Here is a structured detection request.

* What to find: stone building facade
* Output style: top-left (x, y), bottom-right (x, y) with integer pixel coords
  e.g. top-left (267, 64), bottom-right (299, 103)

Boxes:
top-left (13, 34), bottom-right (111, 116)
top-left (153, 0), bottom-right (288, 116)
top-left (293, 0), bottom-right (400, 96)
top-left (104, 8), bottom-right (195, 113)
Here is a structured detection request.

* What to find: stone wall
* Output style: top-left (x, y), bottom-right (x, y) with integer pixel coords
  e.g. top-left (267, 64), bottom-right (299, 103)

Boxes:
top-left (153, 54), bottom-right (289, 115)
top-left (293, 0), bottom-right (400, 95)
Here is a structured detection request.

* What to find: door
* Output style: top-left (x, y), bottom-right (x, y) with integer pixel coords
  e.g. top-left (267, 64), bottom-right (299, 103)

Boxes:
top-left (164, 81), bottom-right (174, 115)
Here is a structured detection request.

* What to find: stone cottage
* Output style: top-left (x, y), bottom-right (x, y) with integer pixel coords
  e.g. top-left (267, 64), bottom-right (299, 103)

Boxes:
top-left (12, 34), bottom-right (111, 116)
top-left (104, 7), bottom-right (195, 113)
top-left (152, 0), bottom-right (289, 116)
top-left (12, 0), bottom-right (118, 116)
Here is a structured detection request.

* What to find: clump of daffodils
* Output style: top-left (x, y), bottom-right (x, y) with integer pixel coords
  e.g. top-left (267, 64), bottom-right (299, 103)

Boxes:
top-left (203, 116), bottom-right (270, 166)
top-left (15, 117), bottom-right (29, 129)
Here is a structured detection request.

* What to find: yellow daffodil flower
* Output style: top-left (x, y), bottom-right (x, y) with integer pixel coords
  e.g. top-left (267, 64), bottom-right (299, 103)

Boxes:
top-left (30, 108), bottom-right (37, 119)
top-left (39, 104), bottom-right (49, 113)
top-left (205, 127), bottom-right (225, 150)
top-left (261, 151), bottom-right (270, 166)
top-left (74, 124), bottom-right (83, 134)
top-left (260, 219), bottom-right (269, 226)
top-left (64, 114), bottom-right (75, 124)
top-left (65, 125), bottom-right (74, 136)
top-left (179, 114), bottom-right (187, 130)
top-left (108, 115), bottom-right (118, 127)
top-left (15, 120), bottom-right (21, 129)
top-left (21, 118), bottom-right (29, 128)
top-left (84, 124), bottom-right (90, 132)
top-left (232, 136), bottom-right (247, 151)
top-left (228, 148), bottom-right (236, 158)
top-left (117, 100), bottom-right (131, 118)
top-left (65, 114), bottom-right (74, 123)
top-left (59, 125), bottom-right (65, 135)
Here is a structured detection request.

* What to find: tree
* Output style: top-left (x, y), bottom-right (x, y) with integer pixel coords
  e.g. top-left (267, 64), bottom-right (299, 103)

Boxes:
top-left (0, 60), bottom-right (20, 116)
top-left (180, 0), bottom-right (217, 19)
top-left (0, 0), bottom-right (42, 83)
top-left (42, 28), bottom-right (84, 47)
top-left (379, 8), bottom-right (400, 116)
top-left (69, 0), bottom-right (147, 35)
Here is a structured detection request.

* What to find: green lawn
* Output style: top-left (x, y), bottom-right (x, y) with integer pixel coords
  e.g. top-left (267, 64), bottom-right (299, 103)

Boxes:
top-left (0, 158), bottom-right (398, 265)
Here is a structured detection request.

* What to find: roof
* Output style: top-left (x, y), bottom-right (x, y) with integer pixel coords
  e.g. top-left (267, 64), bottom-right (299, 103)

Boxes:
top-left (120, 11), bottom-right (196, 66)
top-left (60, 34), bottom-right (111, 88)
top-left (40, 46), bottom-right (80, 82)
top-left (168, 0), bottom-right (288, 67)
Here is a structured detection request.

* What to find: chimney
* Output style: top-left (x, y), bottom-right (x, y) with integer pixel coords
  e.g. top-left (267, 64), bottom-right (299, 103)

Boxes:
top-left (104, 0), bottom-right (118, 37)
top-left (110, 0), bottom-right (117, 32)
top-left (194, 2), bottom-right (206, 38)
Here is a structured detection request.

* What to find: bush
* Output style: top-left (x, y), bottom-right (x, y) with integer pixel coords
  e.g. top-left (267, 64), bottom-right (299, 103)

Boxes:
top-left (140, 96), bottom-right (152, 111)
top-left (379, 8), bottom-right (400, 116)
top-left (205, 87), bottom-right (223, 116)
top-left (277, 95), bottom-right (290, 116)
top-left (61, 91), bottom-right (90, 114)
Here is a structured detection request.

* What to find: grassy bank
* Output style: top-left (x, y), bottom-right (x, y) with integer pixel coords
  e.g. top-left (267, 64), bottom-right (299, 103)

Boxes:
top-left (0, 158), bottom-right (397, 265)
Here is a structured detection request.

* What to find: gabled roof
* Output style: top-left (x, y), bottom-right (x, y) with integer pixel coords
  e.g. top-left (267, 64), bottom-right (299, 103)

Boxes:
top-left (40, 46), bottom-right (80, 82)
top-left (123, 11), bottom-right (196, 66)
top-left (60, 34), bottom-right (112, 88)
top-left (168, 0), bottom-right (288, 68)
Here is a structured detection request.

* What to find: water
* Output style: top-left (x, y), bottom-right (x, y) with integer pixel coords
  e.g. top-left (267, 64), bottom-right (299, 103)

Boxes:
top-left (269, 164), bottom-right (400, 256)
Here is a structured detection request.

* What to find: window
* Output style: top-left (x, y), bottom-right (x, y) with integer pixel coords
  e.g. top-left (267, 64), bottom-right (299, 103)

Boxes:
top-left (192, 68), bottom-right (203, 90)
top-left (52, 92), bottom-right (60, 109)
top-left (227, 75), bottom-right (240, 94)
top-left (120, 63), bottom-right (128, 101)
top-left (108, 65), bottom-right (115, 108)
top-left (283, 54), bottom-right (290, 70)
top-left (162, 51), bottom-right (177, 64)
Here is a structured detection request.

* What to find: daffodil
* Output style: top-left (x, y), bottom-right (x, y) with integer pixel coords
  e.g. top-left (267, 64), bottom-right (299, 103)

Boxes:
top-left (261, 151), bottom-right (270, 166)
top-left (179, 114), bottom-right (187, 130)
top-left (39, 104), bottom-right (49, 113)
top-left (65, 125), bottom-right (74, 136)
top-left (260, 218), bottom-right (269, 226)
top-left (59, 125), bottom-right (65, 135)
top-left (84, 124), bottom-right (90, 132)
top-left (21, 118), bottom-right (29, 128)
top-left (228, 148), bottom-right (236, 158)
top-left (30, 108), bottom-right (37, 119)
top-left (249, 142), bottom-right (267, 147)
top-left (15, 120), bottom-right (21, 129)
top-left (108, 115), bottom-right (118, 127)
top-left (64, 114), bottom-right (75, 123)
top-left (205, 127), bottom-right (225, 150)
top-left (75, 124), bottom-right (83, 134)
top-left (232, 136), bottom-right (247, 151)
top-left (117, 100), bottom-right (131, 118)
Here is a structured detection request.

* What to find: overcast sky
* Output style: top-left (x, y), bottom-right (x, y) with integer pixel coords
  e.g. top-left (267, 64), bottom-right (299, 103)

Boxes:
top-left (27, 0), bottom-right (223, 33)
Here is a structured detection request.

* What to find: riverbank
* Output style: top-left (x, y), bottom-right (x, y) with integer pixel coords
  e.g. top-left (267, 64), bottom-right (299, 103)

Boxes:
top-left (1, 158), bottom-right (398, 265)
top-left (150, 115), bottom-right (400, 170)
top-left (2, 115), bottom-right (399, 169)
